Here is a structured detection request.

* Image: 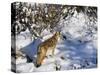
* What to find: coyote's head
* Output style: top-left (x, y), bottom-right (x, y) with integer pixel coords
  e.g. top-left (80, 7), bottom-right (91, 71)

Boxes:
top-left (55, 31), bottom-right (61, 40)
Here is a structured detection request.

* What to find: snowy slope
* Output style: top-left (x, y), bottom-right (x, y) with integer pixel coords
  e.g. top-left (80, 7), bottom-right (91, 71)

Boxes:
top-left (13, 11), bottom-right (97, 73)
top-left (15, 31), bottom-right (97, 73)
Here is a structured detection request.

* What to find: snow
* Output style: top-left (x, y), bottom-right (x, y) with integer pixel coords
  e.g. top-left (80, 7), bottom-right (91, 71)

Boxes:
top-left (16, 29), bottom-right (32, 50)
top-left (16, 63), bottom-right (35, 73)
top-left (14, 32), bottom-right (97, 73)
top-left (13, 9), bottom-right (97, 73)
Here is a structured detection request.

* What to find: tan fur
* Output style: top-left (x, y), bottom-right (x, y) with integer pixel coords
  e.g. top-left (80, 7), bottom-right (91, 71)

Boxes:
top-left (36, 32), bottom-right (60, 67)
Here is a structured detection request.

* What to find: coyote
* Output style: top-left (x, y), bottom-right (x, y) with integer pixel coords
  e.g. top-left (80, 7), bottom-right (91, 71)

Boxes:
top-left (36, 32), bottom-right (60, 67)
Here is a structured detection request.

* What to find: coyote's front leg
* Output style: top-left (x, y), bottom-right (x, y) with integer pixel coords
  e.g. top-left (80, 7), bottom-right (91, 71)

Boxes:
top-left (51, 46), bottom-right (56, 57)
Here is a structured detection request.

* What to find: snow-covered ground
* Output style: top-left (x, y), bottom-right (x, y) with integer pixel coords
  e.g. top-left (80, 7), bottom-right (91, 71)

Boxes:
top-left (11, 9), bottom-right (97, 73)
top-left (12, 28), bottom-right (97, 73)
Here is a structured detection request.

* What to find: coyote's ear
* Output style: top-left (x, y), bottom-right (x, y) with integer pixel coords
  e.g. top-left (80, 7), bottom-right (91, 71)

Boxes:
top-left (57, 31), bottom-right (60, 35)
top-left (55, 31), bottom-right (60, 36)
top-left (59, 31), bottom-right (60, 34)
